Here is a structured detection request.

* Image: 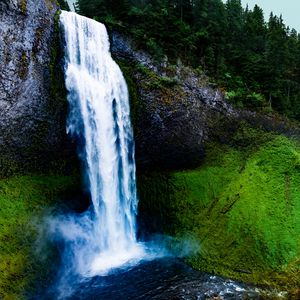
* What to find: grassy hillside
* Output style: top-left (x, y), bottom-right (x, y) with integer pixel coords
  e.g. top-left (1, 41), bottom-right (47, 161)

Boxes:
top-left (138, 127), bottom-right (300, 296)
top-left (0, 175), bottom-right (78, 299)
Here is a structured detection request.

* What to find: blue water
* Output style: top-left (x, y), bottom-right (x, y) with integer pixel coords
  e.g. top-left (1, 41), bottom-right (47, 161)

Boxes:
top-left (33, 258), bottom-right (260, 299)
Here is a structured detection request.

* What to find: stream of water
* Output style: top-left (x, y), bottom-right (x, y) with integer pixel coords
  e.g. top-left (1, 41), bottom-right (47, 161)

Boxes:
top-left (58, 10), bottom-right (146, 278)
top-left (34, 258), bottom-right (261, 299)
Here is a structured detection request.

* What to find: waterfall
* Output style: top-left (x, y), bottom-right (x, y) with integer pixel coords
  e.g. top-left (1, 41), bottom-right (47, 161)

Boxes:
top-left (57, 11), bottom-right (145, 277)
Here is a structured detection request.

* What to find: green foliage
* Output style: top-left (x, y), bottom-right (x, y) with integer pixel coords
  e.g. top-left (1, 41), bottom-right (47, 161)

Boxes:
top-left (138, 131), bottom-right (300, 291)
top-left (0, 175), bottom-right (78, 299)
top-left (76, 0), bottom-right (300, 120)
top-left (17, 52), bottom-right (29, 80)
top-left (58, 0), bottom-right (70, 10)
top-left (19, 0), bottom-right (27, 14)
top-left (226, 89), bottom-right (266, 108)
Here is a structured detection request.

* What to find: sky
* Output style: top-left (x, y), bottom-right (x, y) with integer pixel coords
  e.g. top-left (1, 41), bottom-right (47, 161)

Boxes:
top-left (66, 1), bottom-right (300, 33)
top-left (67, 0), bottom-right (76, 10)
top-left (240, 0), bottom-right (300, 32)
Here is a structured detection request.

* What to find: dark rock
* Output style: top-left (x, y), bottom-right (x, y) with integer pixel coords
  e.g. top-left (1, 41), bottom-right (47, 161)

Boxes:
top-left (112, 33), bottom-right (234, 170)
top-left (0, 0), bottom-right (75, 176)
top-left (111, 33), bottom-right (238, 170)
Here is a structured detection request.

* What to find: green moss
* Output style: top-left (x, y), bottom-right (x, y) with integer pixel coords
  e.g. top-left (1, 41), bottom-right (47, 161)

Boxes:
top-left (0, 175), bottom-right (78, 299)
top-left (32, 28), bottom-right (45, 56)
top-left (138, 132), bottom-right (300, 292)
top-left (231, 120), bottom-right (276, 150)
top-left (18, 51), bottom-right (29, 80)
top-left (135, 63), bottom-right (177, 90)
top-left (19, 0), bottom-right (27, 14)
top-left (180, 137), bottom-right (300, 276)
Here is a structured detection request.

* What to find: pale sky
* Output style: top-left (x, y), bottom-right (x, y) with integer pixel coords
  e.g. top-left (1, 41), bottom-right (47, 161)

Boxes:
top-left (67, 1), bottom-right (300, 32)
top-left (240, 0), bottom-right (300, 32)
top-left (67, 0), bottom-right (76, 11)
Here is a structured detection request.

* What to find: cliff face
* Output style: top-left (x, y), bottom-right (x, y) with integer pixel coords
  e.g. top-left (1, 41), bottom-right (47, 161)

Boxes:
top-left (111, 32), bottom-right (234, 169)
top-left (0, 0), bottom-right (74, 176)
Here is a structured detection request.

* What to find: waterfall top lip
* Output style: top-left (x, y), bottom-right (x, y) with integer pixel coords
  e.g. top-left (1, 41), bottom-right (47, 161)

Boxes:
top-left (60, 10), bottom-right (104, 26)
top-left (60, 10), bottom-right (112, 63)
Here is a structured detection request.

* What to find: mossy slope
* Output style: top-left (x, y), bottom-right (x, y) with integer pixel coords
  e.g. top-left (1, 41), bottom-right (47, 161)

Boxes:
top-left (0, 175), bottom-right (78, 299)
top-left (138, 132), bottom-right (300, 292)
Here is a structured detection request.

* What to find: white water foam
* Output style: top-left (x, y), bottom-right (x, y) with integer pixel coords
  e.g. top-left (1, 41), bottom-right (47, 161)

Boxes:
top-left (58, 11), bottom-right (146, 276)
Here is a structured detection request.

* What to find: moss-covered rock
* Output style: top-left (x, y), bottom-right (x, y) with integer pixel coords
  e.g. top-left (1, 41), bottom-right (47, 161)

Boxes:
top-left (137, 129), bottom-right (300, 295)
top-left (115, 37), bottom-right (300, 296)
top-left (0, 174), bottom-right (79, 299)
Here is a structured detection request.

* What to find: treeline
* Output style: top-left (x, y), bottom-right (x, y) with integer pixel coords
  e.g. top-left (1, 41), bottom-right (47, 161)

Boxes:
top-left (59, 0), bottom-right (70, 10)
top-left (75, 0), bottom-right (300, 120)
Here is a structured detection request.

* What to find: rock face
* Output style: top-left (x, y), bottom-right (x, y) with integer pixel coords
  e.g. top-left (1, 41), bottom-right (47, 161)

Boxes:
top-left (0, 0), bottom-right (73, 175)
top-left (111, 33), bottom-right (234, 170)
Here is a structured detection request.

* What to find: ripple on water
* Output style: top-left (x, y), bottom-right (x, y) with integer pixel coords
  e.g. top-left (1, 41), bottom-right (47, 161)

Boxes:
top-left (38, 258), bottom-right (262, 300)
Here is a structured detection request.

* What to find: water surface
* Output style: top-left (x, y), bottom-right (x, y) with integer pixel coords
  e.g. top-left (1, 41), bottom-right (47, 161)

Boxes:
top-left (38, 258), bottom-right (260, 300)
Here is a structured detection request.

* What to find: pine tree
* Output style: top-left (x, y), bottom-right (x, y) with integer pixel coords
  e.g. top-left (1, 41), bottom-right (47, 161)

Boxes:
top-left (264, 13), bottom-right (289, 111)
top-left (241, 5), bottom-right (266, 90)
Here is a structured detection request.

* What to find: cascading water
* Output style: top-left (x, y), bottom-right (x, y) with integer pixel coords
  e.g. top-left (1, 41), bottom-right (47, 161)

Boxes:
top-left (54, 11), bottom-right (145, 278)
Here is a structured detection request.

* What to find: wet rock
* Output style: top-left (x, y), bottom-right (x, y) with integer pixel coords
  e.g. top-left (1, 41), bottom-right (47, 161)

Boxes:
top-left (0, 0), bottom-right (75, 175)
top-left (111, 32), bottom-right (233, 169)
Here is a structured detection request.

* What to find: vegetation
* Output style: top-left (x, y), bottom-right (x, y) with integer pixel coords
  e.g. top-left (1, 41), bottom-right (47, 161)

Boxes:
top-left (58, 0), bottom-right (70, 10)
top-left (75, 0), bottom-right (300, 120)
top-left (137, 127), bottom-right (300, 296)
top-left (19, 0), bottom-right (27, 14)
top-left (0, 175), bottom-right (79, 299)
